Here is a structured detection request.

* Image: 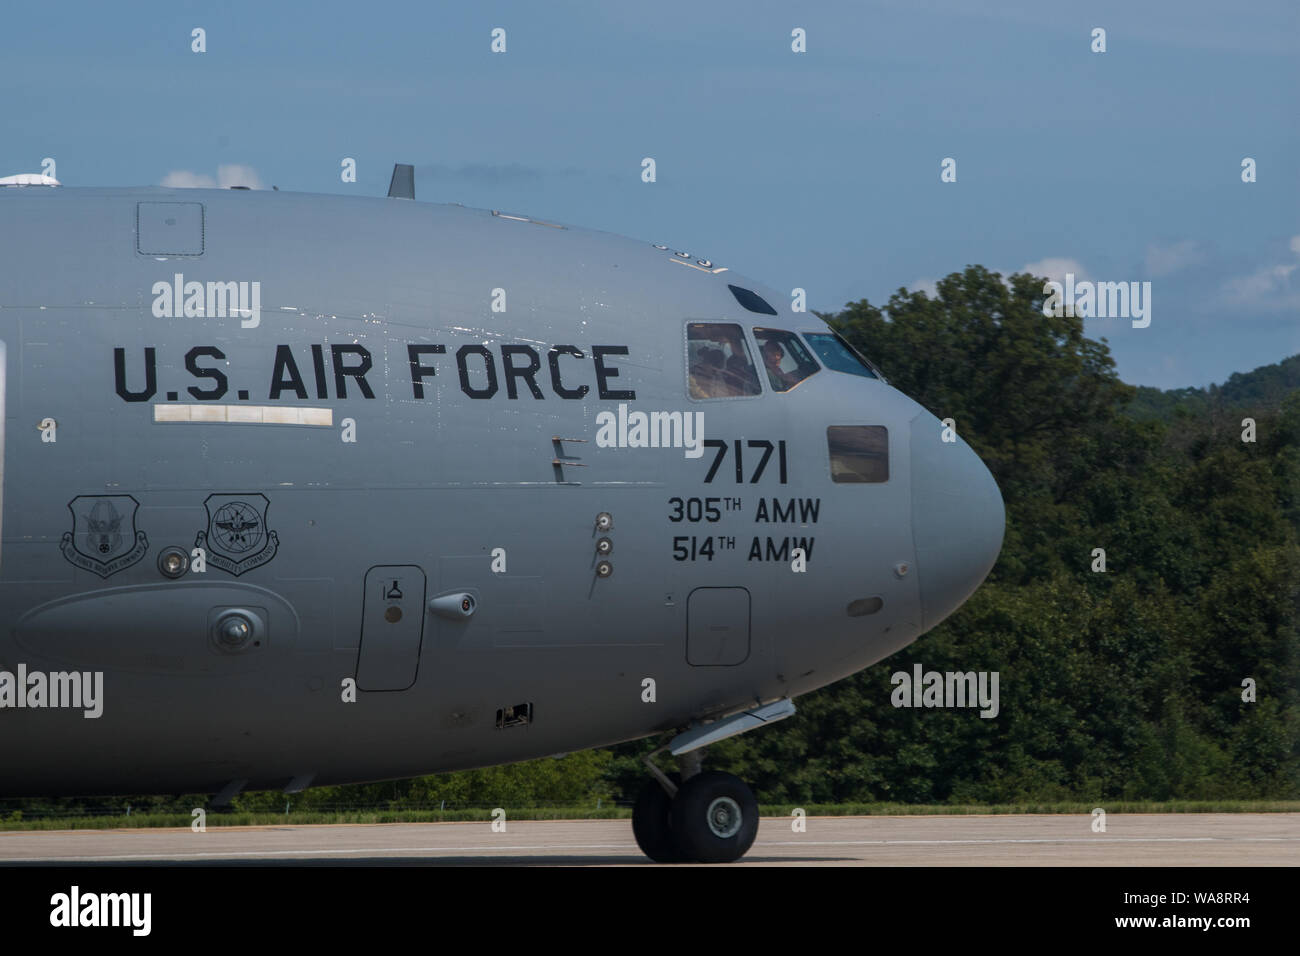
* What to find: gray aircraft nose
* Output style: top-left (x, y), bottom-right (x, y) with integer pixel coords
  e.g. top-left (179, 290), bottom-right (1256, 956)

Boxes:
top-left (909, 415), bottom-right (1005, 631)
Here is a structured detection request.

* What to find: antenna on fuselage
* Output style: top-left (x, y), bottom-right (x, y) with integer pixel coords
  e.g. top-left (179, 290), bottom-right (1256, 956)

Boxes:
top-left (387, 163), bottom-right (415, 200)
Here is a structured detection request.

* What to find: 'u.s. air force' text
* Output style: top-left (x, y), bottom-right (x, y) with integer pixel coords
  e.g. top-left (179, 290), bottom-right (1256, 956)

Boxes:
top-left (112, 343), bottom-right (636, 402)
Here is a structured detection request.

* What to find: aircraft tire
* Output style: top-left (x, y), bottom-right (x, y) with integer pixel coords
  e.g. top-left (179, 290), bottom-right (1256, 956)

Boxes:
top-left (632, 773), bottom-right (682, 863)
top-left (669, 771), bottom-right (759, 863)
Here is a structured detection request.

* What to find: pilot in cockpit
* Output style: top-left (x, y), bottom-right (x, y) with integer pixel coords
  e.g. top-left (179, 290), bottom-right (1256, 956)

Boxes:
top-left (761, 339), bottom-right (799, 391)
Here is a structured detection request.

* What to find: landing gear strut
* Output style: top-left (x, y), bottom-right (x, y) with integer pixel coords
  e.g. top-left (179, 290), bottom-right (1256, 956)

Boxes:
top-left (633, 747), bottom-right (759, 863)
top-left (632, 700), bottom-right (794, 863)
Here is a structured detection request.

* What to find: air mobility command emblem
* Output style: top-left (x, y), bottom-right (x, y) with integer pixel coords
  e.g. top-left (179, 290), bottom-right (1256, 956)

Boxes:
top-left (60, 495), bottom-right (149, 578)
top-left (196, 493), bottom-right (279, 576)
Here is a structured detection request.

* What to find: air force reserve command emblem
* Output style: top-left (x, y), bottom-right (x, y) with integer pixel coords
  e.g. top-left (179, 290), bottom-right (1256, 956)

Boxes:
top-left (60, 495), bottom-right (149, 578)
top-left (196, 493), bottom-right (279, 576)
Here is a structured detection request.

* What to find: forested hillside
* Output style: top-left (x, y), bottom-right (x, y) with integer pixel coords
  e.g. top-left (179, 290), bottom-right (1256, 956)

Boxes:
top-left (1128, 354), bottom-right (1300, 421)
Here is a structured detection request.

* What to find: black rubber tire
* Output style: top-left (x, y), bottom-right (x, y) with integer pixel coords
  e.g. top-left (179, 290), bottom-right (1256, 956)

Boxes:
top-left (669, 770), bottom-right (759, 863)
top-left (631, 772), bottom-right (682, 863)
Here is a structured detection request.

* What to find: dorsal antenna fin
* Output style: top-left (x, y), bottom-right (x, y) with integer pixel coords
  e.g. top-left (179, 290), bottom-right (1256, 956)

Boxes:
top-left (387, 163), bottom-right (415, 200)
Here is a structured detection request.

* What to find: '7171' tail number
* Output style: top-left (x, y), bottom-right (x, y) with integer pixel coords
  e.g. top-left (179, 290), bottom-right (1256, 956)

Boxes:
top-left (702, 439), bottom-right (788, 484)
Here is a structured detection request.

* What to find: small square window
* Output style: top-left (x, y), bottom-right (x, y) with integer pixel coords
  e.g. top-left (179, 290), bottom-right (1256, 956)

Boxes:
top-left (828, 426), bottom-right (889, 483)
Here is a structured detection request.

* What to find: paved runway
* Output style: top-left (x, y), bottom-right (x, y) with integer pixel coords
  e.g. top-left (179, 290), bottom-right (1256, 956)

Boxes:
top-left (1, 813), bottom-right (1296, 865)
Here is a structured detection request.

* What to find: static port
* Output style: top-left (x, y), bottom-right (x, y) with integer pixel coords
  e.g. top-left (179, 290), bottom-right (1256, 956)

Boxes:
top-left (596, 560), bottom-right (613, 578)
top-left (595, 512), bottom-right (613, 532)
top-left (596, 537), bottom-right (613, 555)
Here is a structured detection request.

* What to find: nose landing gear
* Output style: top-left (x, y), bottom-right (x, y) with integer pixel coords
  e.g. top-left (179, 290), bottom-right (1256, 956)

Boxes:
top-left (632, 699), bottom-right (794, 863)
top-left (633, 751), bottom-right (759, 863)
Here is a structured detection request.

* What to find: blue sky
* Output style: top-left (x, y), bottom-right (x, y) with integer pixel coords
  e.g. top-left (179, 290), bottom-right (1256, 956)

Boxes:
top-left (2, 0), bottom-right (1296, 389)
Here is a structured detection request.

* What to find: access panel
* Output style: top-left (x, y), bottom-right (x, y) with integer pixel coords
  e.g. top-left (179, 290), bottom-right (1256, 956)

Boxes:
top-left (686, 587), bottom-right (751, 666)
top-left (355, 565), bottom-right (427, 691)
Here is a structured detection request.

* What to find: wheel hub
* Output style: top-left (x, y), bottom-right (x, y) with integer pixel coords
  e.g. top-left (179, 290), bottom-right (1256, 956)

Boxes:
top-left (706, 796), bottom-right (743, 839)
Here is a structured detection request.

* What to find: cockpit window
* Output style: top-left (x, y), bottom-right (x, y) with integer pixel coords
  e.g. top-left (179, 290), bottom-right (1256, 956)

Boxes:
top-left (687, 323), bottom-right (762, 398)
top-left (800, 331), bottom-right (881, 380)
top-left (828, 426), bottom-right (889, 483)
top-left (752, 328), bottom-right (820, 392)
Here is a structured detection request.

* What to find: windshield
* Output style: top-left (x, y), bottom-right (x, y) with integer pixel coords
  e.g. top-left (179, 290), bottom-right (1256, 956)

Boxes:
top-left (800, 331), bottom-right (883, 380)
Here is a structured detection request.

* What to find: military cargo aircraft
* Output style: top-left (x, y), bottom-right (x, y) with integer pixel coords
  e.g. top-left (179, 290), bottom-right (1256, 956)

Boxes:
top-left (0, 165), bottom-right (1004, 862)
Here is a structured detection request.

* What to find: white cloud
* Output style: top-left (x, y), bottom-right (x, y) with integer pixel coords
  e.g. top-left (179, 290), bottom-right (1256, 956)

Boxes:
top-left (160, 164), bottom-right (264, 189)
top-left (908, 277), bottom-right (939, 297)
top-left (1221, 236), bottom-right (1300, 310)
top-left (1017, 257), bottom-right (1088, 283)
top-left (1144, 240), bottom-right (1206, 278)
top-left (160, 170), bottom-right (216, 188)
top-left (1223, 263), bottom-right (1296, 304)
